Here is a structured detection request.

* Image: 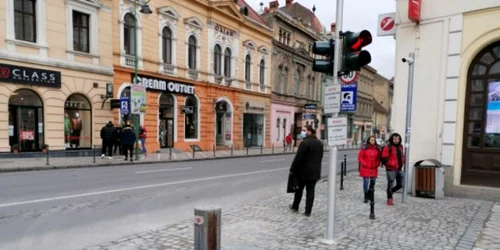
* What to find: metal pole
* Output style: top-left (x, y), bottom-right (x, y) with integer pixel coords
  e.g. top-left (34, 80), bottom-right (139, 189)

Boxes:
top-left (402, 52), bottom-right (415, 204)
top-left (339, 162), bottom-right (344, 190)
top-left (246, 145), bottom-right (249, 155)
top-left (46, 148), bottom-right (49, 166)
top-left (169, 145), bottom-right (172, 160)
top-left (369, 178), bottom-right (376, 219)
top-left (272, 143), bottom-right (274, 154)
top-left (194, 207), bottom-right (221, 250)
top-left (93, 144), bottom-right (96, 163)
top-left (193, 147), bottom-right (196, 158)
top-left (213, 144), bottom-right (216, 158)
top-left (343, 154), bottom-right (347, 176)
top-left (230, 144), bottom-right (233, 156)
top-left (133, 5), bottom-right (140, 162)
top-left (322, 0), bottom-right (343, 245)
top-left (260, 144), bottom-right (263, 154)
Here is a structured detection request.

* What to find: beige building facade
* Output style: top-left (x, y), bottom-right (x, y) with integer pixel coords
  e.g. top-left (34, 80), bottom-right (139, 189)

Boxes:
top-left (372, 73), bottom-right (391, 140)
top-left (351, 66), bottom-right (376, 144)
top-left (0, 0), bottom-right (114, 153)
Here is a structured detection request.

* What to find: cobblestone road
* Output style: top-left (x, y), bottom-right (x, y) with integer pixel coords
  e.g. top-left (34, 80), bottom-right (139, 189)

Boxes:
top-left (83, 169), bottom-right (497, 250)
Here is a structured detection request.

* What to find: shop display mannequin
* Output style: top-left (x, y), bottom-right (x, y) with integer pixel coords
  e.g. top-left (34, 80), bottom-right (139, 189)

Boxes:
top-left (64, 113), bottom-right (71, 147)
top-left (71, 112), bottom-right (83, 148)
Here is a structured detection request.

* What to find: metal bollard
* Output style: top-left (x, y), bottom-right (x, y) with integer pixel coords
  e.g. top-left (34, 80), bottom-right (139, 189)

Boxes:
top-left (169, 146), bottom-right (172, 160)
top-left (343, 154), bottom-right (347, 176)
top-left (260, 145), bottom-right (263, 154)
top-left (369, 179), bottom-right (376, 220)
top-left (340, 162), bottom-right (344, 190)
top-left (93, 145), bottom-right (96, 163)
top-left (284, 144), bottom-right (286, 153)
top-left (213, 144), bottom-right (216, 158)
top-left (46, 148), bottom-right (50, 166)
top-left (231, 144), bottom-right (233, 156)
top-left (193, 147), bottom-right (195, 158)
top-left (272, 143), bottom-right (274, 154)
top-left (194, 207), bottom-right (221, 250)
top-left (246, 145), bottom-right (249, 155)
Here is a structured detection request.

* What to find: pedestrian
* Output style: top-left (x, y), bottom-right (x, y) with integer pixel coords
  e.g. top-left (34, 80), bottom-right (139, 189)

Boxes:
top-left (100, 121), bottom-right (117, 159)
top-left (139, 125), bottom-right (148, 156)
top-left (121, 124), bottom-right (136, 162)
top-left (285, 133), bottom-right (292, 151)
top-left (381, 133), bottom-right (405, 206)
top-left (358, 136), bottom-right (381, 203)
top-left (289, 125), bottom-right (324, 217)
top-left (114, 125), bottom-right (122, 156)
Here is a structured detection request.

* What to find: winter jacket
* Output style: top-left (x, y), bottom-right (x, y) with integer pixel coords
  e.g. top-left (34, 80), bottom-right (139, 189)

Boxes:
top-left (358, 144), bottom-right (381, 178)
top-left (289, 135), bottom-right (324, 181)
top-left (120, 127), bottom-right (137, 146)
top-left (139, 126), bottom-right (147, 139)
top-left (381, 144), bottom-right (405, 171)
top-left (100, 123), bottom-right (117, 141)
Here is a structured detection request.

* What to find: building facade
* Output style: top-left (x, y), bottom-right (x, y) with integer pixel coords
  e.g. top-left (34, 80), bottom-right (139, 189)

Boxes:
top-left (392, 0), bottom-right (500, 198)
top-left (351, 66), bottom-right (376, 144)
top-left (372, 73), bottom-right (392, 140)
top-left (112, 0), bottom-right (273, 153)
top-left (0, 0), bottom-right (114, 153)
top-left (261, 0), bottom-right (323, 147)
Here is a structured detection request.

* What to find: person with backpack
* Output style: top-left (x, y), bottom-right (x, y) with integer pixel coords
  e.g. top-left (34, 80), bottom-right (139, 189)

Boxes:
top-left (358, 136), bottom-right (381, 203)
top-left (381, 133), bottom-right (406, 206)
top-left (100, 121), bottom-right (117, 159)
top-left (139, 125), bottom-right (148, 156)
top-left (121, 124), bottom-right (136, 162)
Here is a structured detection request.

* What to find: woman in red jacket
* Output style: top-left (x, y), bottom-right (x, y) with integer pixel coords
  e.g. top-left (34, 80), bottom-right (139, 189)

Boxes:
top-left (358, 136), bottom-right (381, 203)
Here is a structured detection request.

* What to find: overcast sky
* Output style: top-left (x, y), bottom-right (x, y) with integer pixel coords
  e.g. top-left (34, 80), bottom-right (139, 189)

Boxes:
top-left (246, 0), bottom-right (396, 79)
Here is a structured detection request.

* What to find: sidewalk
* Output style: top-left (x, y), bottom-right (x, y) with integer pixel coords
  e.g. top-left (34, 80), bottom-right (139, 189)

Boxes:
top-left (82, 169), bottom-right (498, 250)
top-left (0, 145), bottom-right (360, 172)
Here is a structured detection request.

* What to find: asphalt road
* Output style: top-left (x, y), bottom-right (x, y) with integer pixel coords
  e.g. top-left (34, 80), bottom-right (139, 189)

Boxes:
top-left (0, 149), bottom-right (359, 250)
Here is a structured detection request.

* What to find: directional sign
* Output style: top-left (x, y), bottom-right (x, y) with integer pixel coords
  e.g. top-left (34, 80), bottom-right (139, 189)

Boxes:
top-left (324, 84), bottom-right (341, 114)
top-left (120, 97), bottom-right (130, 115)
top-left (377, 13), bottom-right (396, 36)
top-left (340, 71), bottom-right (358, 84)
top-left (327, 117), bottom-right (347, 146)
top-left (340, 83), bottom-right (357, 112)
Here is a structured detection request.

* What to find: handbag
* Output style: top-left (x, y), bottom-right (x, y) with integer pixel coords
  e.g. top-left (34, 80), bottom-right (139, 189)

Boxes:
top-left (287, 172), bottom-right (299, 193)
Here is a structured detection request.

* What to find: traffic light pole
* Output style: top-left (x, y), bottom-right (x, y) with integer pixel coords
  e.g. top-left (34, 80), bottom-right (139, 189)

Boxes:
top-left (322, 0), bottom-right (344, 245)
top-left (402, 52), bottom-right (415, 204)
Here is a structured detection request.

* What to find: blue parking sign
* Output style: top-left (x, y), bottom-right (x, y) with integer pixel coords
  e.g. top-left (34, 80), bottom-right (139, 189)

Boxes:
top-left (340, 83), bottom-right (357, 112)
top-left (120, 97), bottom-right (130, 115)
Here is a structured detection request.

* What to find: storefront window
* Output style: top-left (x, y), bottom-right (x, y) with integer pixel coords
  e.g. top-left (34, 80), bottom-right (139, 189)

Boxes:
top-left (64, 94), bottom-right (92, 149)
top-left (9, 89), bottom-right (44, 152)
top-left (185, 96), bottom-right (198, 139)
top-left (243, 114), bottom-right (264, 147)
top-left (485, 81), bottom-right (500, 148)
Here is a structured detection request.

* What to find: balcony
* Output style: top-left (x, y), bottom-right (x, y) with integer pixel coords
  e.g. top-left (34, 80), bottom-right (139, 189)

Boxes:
top-left (245, 81), bottom-right (252, 90)
top-left (214, 75), bottom-right (223, 84)
top-left (162, 63), bottom-right (175, 75)
top-left (188, 69), bottom-right (199, 80)
top-left (124, 55), bottom-right (135, 67)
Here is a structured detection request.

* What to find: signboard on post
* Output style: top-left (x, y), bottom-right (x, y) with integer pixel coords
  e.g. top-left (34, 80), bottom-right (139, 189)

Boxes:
top-left (340, 83), bottom-right (357, 112)
top-left (327, 117), bottom-right (347, 146)
top-left (340, 71), bottom-right (358, 84)
top-left (131, 84), bottom-right (146, 114)
top-left (377, 13), bottom-right (396, 36)
top-left (324, 84), bottom-right (341, 114)
top-left (120, 97), bottom-right (130, 115)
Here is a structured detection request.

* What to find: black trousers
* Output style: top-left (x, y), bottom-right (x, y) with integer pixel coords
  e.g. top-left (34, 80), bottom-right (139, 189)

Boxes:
top-left (102, 140), bottom-right (114, 156)
top-left (387, 170), bottom-right (404, 199)
top-left (123, 145), bottom-right (134, 159)
top-left (114, 140), bottom-right (122, 155)
top-left (292, 179), bottom-right (317, 214)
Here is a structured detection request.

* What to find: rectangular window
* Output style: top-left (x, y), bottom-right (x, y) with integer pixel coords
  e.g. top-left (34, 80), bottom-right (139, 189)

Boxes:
top-left (73, 11), bottom-right (90, 53)
top-left (14, 0), bottom-right (37, 43)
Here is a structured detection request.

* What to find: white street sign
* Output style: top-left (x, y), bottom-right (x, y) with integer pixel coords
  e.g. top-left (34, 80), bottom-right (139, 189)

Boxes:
top-left (340, 71), bottom-right (358, 84)
top-left (324, 84), bottom-right (341, 114)
top-left (327, 117), bottom-right (347, 146)
top-left (377, 13), bottom-right (396, 36)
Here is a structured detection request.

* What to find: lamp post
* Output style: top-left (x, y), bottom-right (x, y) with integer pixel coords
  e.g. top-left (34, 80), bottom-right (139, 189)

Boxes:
top-left (131, 0), bottom-right (152, 161)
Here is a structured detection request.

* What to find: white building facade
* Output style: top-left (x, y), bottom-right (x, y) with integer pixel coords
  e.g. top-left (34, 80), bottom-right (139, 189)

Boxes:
top-left (392, 0), bottom-right (500, 199)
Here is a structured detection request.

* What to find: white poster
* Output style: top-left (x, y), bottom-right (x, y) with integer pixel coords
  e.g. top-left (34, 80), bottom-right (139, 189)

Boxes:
top-left (324, 84), bottom-right (341, 114)
top-left (327, 117), bottom-right (347, 146)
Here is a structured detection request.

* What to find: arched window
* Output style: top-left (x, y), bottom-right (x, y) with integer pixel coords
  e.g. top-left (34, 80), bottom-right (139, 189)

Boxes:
top-left (276, 117), bottom-right (281, 141)
top-left (259, 59), bottom-right (265, 91)
top-left (184, 96), bottom-right (198, 139)
top-left (283, 67), bottom-right (289, 94)
top-left (188, 35), bottom-right (197, 70)
top-left (294, 68), bottom-right (301, 96)
top-left (8, 89), bottom-right (44, 152)
top-left (162, 27), bottom-right (172, 64)
top-left (124, 13), bottom-right (136, 55)
top-left (214, 44), bottom-right (222, 75)
top-left (245, 54), bottom-right (251, 84)
top-left (224, 48), bottom-right (232, 77)
top-left (64, 94), bottom-right (92, 149)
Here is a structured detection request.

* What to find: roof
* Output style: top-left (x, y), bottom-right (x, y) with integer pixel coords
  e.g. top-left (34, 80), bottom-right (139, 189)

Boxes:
top-left (236, 0), bottom-right (268, 27)
top-left (279, 2), bottom-right (323, 33)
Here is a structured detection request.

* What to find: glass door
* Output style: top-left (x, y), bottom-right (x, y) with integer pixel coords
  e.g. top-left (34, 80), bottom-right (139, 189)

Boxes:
top-left (17, 107), bottom-right (39, 151)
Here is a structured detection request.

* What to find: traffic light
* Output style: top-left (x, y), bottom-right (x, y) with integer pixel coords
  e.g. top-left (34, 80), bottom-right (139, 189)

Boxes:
top-left (312, 39), bottom-right (335, 75)
top-left (342, 30), bottom-right (372, 71)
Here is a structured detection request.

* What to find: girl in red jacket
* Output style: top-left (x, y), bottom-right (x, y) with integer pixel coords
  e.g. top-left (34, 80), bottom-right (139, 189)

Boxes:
top-left (358, 136), bottom-right (381, 203)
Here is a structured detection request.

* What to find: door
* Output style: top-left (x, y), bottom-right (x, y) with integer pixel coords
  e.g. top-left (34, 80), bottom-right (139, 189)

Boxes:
top-left (159, 118), bottom-right (174, 148)
top-left (216, 113), bottom-right (225, 145)
top-left (166, 118), bottom-right (174, 148)
top-left (11, 107), bottom-right (40, 151)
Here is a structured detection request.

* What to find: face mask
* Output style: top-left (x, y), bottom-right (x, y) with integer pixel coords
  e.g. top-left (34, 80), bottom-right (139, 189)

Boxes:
top-left (300, 131), bottom-right (307, 138)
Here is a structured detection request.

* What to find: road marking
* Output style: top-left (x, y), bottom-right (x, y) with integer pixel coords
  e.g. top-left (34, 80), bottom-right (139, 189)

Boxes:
top-left (0, 167), bottom-right (289, 208)
top-left (135, 167), bottom-right (192, 174)
top-left (260, 158), bottom-right (285, 163)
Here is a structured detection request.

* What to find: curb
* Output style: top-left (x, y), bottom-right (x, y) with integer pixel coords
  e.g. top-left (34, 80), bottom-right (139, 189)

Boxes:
top-left (0, 148), bottom-right (359, 173)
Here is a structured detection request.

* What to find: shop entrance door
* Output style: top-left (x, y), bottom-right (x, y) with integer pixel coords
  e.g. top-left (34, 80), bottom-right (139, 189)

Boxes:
top-left (159, 118), bottom-right (174, 148)
top-left (9, 106), bottom-right (41, 151)
top-left (216, 113), bottom-right (225, 146)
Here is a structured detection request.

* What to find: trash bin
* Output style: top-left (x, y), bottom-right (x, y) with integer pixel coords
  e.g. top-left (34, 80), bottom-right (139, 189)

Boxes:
top-left (413, 159), bottom-right (446, 199)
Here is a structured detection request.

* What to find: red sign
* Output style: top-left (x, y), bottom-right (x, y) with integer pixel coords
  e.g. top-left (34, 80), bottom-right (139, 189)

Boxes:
top-left (20, 131), bottom-right (35, 141)
top-left (408, 0), bottom-right (421, 22)
top-left (380, 17), bottom-right (395, 31)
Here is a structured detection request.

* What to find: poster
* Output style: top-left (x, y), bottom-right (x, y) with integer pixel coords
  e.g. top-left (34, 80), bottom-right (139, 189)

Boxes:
top-left (131, 84), bottom-right (146, 114)
top-left (486, 81), bottom-right (500, 134)
top-left (225, 113), bottom-right (232, 140)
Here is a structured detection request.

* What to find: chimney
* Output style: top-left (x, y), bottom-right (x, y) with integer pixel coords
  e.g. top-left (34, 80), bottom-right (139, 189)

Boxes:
top-left (269, 0), bottom-right (279, 11)
top-left (330, 23), bottom-right (336, 33)
top-left (286, 0), bottom-right (293, 7)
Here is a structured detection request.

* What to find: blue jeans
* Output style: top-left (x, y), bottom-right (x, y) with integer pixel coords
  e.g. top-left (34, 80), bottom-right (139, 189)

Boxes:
top-left (362, 177), bottom-right (377, 193)
top-left (140, 138), bottom-right (147, 154)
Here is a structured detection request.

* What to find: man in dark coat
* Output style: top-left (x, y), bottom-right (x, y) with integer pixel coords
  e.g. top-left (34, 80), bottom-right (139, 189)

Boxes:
top-left (120, 124), bottom-right (137, 162)
top-left (100, 121), bottom-right (117, 159)
top-left (289, 125), bottom-right (324, 217)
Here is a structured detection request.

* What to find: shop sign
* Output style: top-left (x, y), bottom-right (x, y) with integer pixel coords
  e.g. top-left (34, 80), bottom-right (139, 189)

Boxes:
top-left (215, 23), bottom-right (236, 37)
top-left (131, 84), bottom-right (146, 114)
top-left (20, 130), bottom-right (35, 141)
top-left (133, 74), bottom-right (195, 95)
top-left (304, 104), bottom-right (317, 110)
top-left (0, 63), bottom-right (61, 88)
top-left (245, 101), bottom-right (265, 112)
top-left (408, 0), bottom-right (421, 22)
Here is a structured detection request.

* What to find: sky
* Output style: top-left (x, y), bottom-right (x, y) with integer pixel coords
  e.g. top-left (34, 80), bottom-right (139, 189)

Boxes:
top-left (245, 0), bottom-right (396, 79)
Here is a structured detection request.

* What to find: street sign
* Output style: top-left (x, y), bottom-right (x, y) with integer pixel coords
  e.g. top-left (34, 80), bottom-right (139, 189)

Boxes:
top-left (327, 117), bottom-right (347, 146)
top-left (131, 84), bottom-right (146, 114)
top-left (324, 84), bottom-right (341, 114)
top-left (340, 71), bottom-right (358, 84)
top-left (340, 83), bottom-right (357, 112)
top-left (377, 13), bottom-right (396, 36)
top-left (120, 97), bottom-right (130, 115)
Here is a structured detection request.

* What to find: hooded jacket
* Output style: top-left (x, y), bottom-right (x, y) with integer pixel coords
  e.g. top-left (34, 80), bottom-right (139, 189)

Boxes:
top-left (358, 139), bottom-right (381, 178)
top-left (100, 122), bottom-right (117, 141)
top-left (381, 133), bottom-right (406, 171)
top-left (120, 126), bottom-right (137, 146)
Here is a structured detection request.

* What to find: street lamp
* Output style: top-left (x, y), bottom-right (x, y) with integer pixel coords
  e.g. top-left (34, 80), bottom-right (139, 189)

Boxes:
top-left (131, 0), bottom-right (152, 160)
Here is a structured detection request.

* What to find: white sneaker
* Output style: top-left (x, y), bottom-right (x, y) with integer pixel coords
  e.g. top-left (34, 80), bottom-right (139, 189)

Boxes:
top-left (108, 156), bottom-right (113, 159)
top-left (101, 154), bottom-right (105, 159)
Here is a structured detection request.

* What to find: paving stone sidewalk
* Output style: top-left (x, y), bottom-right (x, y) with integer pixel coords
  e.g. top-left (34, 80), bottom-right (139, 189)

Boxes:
top-left (82, 169), bottom-right (497, 250)
top-left (474, 203), bottom-right (500, 250)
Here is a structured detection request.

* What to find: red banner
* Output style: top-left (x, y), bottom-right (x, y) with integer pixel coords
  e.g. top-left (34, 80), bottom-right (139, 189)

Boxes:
top-left (408, 0), bottom-right (421, 22)
top-left (20, 131), bottom-right (35, 141)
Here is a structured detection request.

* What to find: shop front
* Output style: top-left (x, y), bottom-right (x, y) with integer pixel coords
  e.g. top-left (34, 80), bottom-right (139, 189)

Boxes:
top-left (271, 103), bottom-right (295, 147)
top-left (243, 101), bottom-right (266, 147)
top-left (0, 61), bottom-right (113, 152)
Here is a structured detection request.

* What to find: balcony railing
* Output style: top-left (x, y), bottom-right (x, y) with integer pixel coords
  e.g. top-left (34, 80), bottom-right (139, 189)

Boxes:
top-left (162, 63), bottom-right (175, 75)
top-left (188, 69), bottom-right (199, 80)
top-left (124, 55), bottom-right (135, 67)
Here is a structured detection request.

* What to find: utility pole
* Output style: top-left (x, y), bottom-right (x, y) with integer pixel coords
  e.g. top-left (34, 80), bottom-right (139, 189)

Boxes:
top-left (402, 52), bottom-right (415, 203)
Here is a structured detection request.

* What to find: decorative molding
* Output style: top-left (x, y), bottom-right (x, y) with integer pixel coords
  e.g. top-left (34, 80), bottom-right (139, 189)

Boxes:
top-left (158, 6), bottom-right (181, 20)
top-left (243, 40), bottom-right (257, 50)
top-left (184, 17), bottom-right (204, 29)
top-left (258, 46), bottom-right (269, 55)
top-left (67, 0), bottom-right (102, 9)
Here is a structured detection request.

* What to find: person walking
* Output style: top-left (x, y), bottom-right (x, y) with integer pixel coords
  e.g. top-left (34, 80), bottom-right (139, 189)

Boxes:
top-left (358, 136), bottom-right (381, 203)
top-left (285, 133), bottom-right (293, 151)
top-left (139, 125), bottom-right (148, 156)
top-left (289, 125), bottom-right (324, 217)
top-left (381, 133), bottom-right (405, 206)
top-left (121, 124), bottom-right (136, 162)
top-left (100, 121), bottom-right (117, 159)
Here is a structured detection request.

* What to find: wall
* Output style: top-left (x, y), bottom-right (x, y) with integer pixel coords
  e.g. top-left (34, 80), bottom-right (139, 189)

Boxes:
top-left (271, 103), bottom-right (295, 146)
